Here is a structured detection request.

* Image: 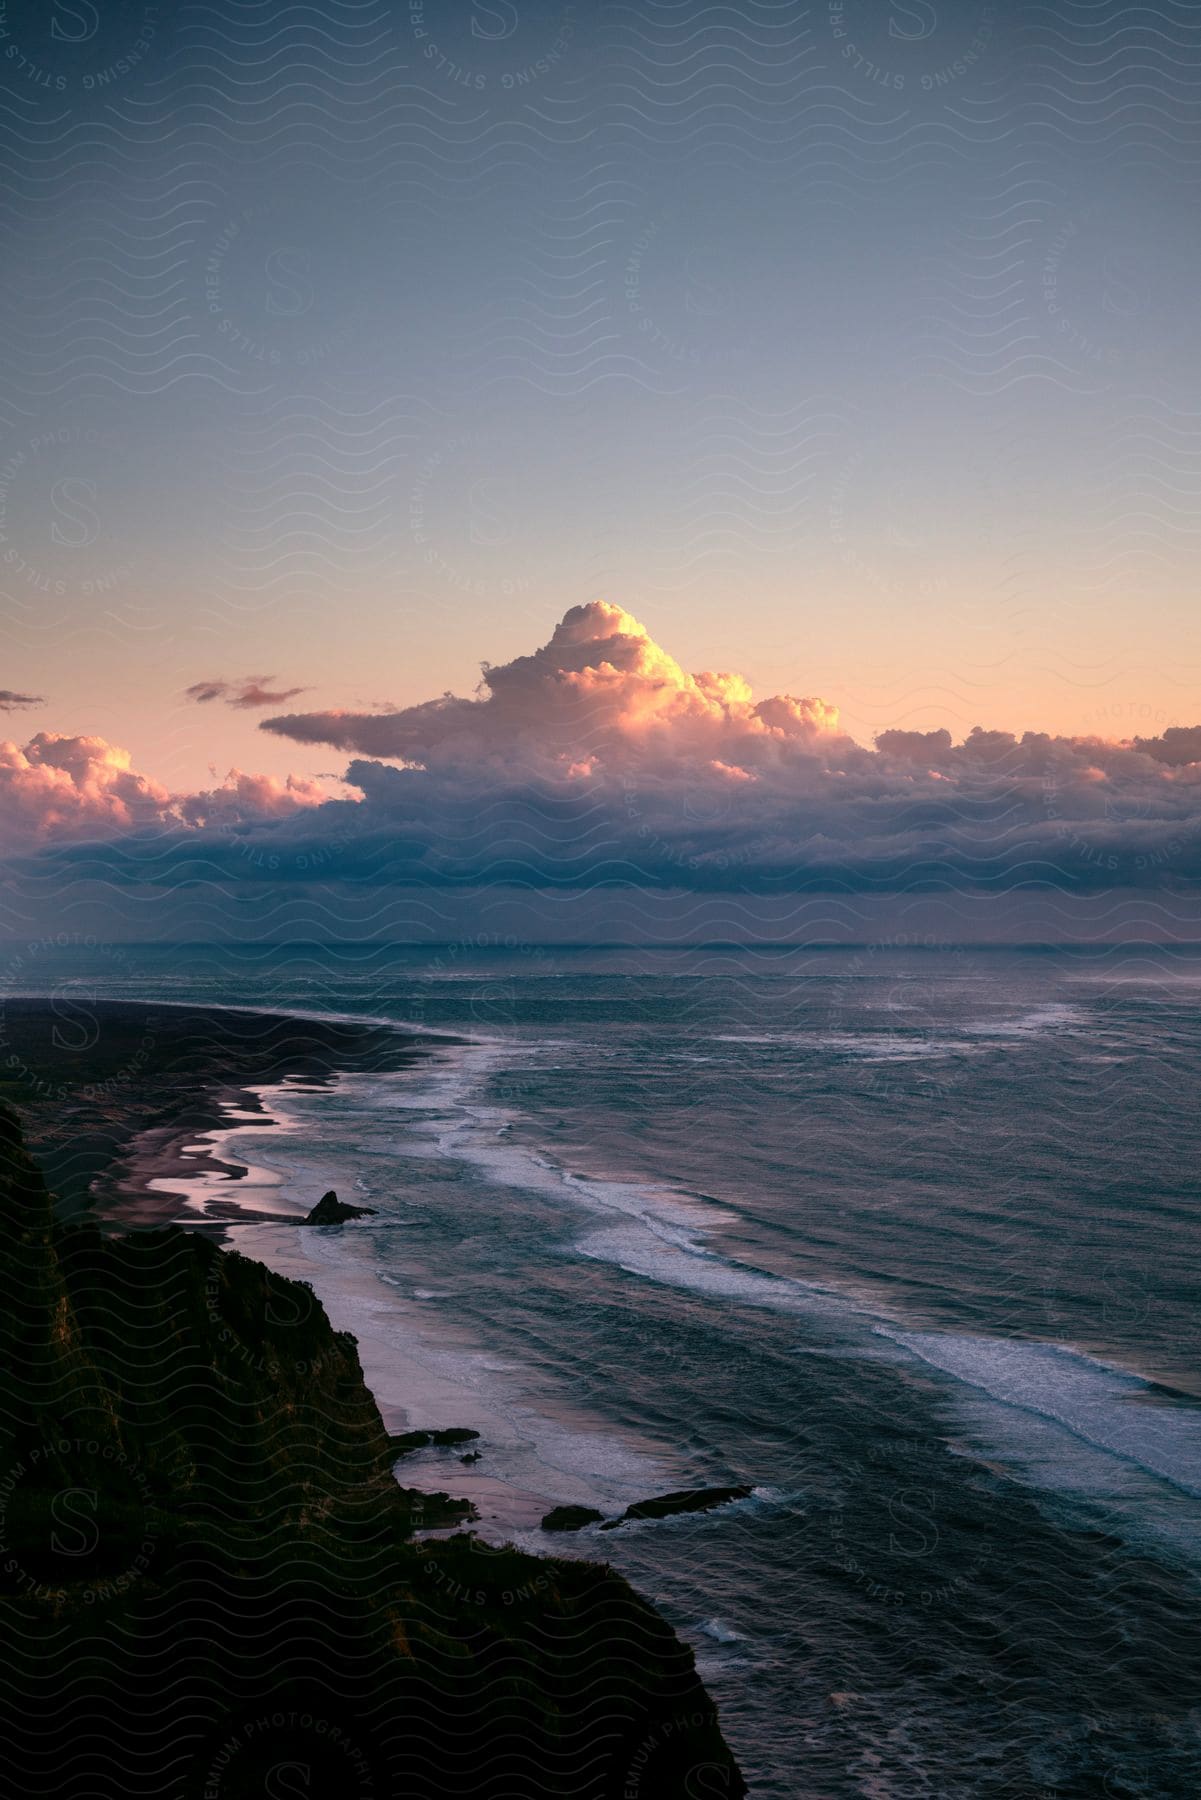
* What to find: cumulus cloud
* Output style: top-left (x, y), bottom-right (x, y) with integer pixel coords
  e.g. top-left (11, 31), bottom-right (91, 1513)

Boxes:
top-left (10, 608), bottom-right (1201, 909)
top-left (0, 733), bottom-right (173, 842)
top-left (243, 603), bottom-right (1201, 895)
top-left (0, 690), bottom-right (44, 712)
top-left (874, 727), bottom-right (955, 761)
top-left (261, 602), bottom-right (842, 777)
top-left (186, 675), bottom-right (306, 710)
top-left (0, 731), bottom-right (325, 846)
top-left (1134, 726), bottom-right (1201, 767)
top-left (176, 768), bottom-right (329, 828)
top-left (230, 608), bottom-right (1188, 896)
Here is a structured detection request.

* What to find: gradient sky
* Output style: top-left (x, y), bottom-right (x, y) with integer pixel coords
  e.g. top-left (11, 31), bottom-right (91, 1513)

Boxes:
top-left (1, 1), bottom-right (1200, 939)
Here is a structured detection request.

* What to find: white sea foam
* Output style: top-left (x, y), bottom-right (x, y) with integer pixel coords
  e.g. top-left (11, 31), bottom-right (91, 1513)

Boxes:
top-left (873, 1326), bottom-right (1201, 1501)
top-left (963, 1002), bottom-right (1087, 1038)
top-left (700, 1619), bottom-right (743, 1644)
top-left (156, 1043), bottom-right (1201, 1554)
top-left (347, 1045), bottom-right (1201, 1523)
top-left (713, 1002), bottom-right (1086, 1061)
top-left (160, 1067), bottom-right (681, 1534)
top-left (433, 1050), bottom-right (1201, 1530)
top-left (712, 1031), bottom-right (964, 1060)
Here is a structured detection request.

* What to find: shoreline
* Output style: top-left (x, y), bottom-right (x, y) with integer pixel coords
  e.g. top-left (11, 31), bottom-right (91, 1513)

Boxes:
top-left (133, 1072), bottom-right (637, 1523)
top-left (130, 1065), bottom-right (701, 1545)
top-left (0, 1034), bottom-right (750, 1795)
top-left (148, 1023), bottom-right (1201, 1552)
top-left (102, 1080), bottom-right (328, 1233)
top-left (96, 1084), bottom-right (291, 1230)
top-left (9, 1001), bottom-right (603, 1533)
top-left (40, 1004), bottom-right (759, 1580)
top-left (0, 986), bottom-right (735, 1536)
top-left (0, 993), bottom-right (462, 1220)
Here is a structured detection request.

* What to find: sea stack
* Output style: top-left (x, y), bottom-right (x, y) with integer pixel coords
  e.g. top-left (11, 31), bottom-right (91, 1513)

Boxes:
top-left (305, 1189), bottom-right (376, 1224)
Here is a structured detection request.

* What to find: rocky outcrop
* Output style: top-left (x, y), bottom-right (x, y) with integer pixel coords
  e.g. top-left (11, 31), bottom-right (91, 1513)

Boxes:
top-left (540, 1487), bottom-right (752, 1535)
top-left (541, 1505), bottom-right (606, 1532)
top-left (0, 1099), bottom-right (746, 1798)
top-left (389, 1427), bottom-right (480, 1455)
top-left (305, 1189), bottom-right (376, 1224)
top-left (600, 1485), bottom-right (754, 1529)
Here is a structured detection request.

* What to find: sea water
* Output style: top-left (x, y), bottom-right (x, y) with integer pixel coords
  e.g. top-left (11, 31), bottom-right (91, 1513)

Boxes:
top-left (23, 942), bottom-right (1201, 1797)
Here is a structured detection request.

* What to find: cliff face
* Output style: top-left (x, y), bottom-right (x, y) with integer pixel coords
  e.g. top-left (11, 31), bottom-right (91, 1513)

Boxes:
top-left (0, 1102), bottom-right (746, 1798)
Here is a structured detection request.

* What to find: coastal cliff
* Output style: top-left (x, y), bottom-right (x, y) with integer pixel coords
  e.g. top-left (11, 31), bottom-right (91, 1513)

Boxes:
top-left (0, 1093), bottom-right (746, 1796)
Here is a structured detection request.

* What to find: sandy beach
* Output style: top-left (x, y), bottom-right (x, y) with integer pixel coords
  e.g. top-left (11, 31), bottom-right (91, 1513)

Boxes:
top-left (0, 995), bottom-right (452, 1222)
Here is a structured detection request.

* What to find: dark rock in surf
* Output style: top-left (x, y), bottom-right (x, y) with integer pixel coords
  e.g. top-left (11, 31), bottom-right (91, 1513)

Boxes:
top-left (305, 1189), bottom-right (376, 1224)
top-left (387, 1426), bottom-right (481, 1457)
top-left (541, 1505), bottom-right (606, 1532)
top-left (599, 1485), bottom-right (753, 1529)
top-left (389, 1429), bottom-right (433, 1454)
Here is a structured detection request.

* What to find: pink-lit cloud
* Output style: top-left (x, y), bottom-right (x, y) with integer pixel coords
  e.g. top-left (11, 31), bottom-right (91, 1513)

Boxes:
top-left (9, 608), bottom-right (1201, 905)
top-left (186, 675), bottom-right (307, 710)
top-left (0, 731), bottom-right (325, 846)
top-left (176, 768), bottom-right (330, 828)
top-left (260, 602), bottom-right (842, 778)
top-left (242, 602), bottom-right (1201, 895)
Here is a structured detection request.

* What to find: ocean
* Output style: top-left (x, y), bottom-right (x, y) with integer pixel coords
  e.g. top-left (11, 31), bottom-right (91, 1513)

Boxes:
top-left (18, 941), bottom-right (1201, 1797)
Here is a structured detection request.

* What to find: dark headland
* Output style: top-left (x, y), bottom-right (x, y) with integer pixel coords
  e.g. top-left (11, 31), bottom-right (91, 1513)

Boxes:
top-left (0, 998), bottom-right (746, 1796)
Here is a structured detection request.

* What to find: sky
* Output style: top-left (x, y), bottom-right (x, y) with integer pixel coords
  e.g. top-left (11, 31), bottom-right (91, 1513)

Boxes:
top-left (1, 0), bottom-right (1200, 942)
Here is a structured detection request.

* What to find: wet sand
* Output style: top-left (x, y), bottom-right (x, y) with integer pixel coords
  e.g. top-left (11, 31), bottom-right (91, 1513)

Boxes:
top-left (0, 995), bottom-right (456, 1221)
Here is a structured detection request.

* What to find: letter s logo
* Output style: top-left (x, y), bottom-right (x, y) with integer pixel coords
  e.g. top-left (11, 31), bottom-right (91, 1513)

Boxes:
top-left (264, 248), bottom-right (314, 319)
top-left (264, 1273), bottom-right (313, 1330)
top-left (52, 1), bottom-right (101, 43)
top-left (469, 981), bottom-right (516, 1026)
top-left (468, 477), bottom-right (513, 547)
top-left (683, 251), bottom-right (729, 321)
top-left (1100, 1261), bottom-right (1151, 1327)
top-left (473, 1), bottom-right (520, 40)
top-left (686, 1766), bottom-right (732, 1798)
top-left (265, 1764), bottom-right (312, 1799)
top-left (50, 995), bottom-right (100, 1054)
top-left (884, 476), bottom-right (927, 551)
top-left (50, 478), bottom-right (100, 549)
top-left (1101, 249), bottom-right (1148, 322)
top-left (887, 1486), bottom-right (938, 1558)
top-left (890, 1), bottom-right (938, 41)
top-left (51, 1488), bottom-right (99, 1558)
